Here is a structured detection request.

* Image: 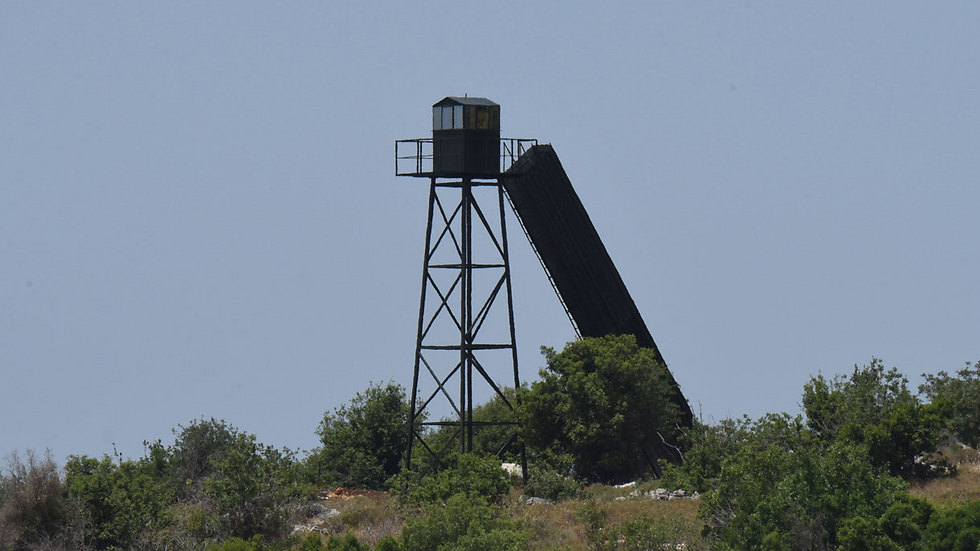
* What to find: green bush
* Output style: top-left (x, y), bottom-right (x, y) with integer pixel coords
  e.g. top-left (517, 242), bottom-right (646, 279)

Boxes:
top-left (64, 453), bottom-right (173, 551)
top-left (520, 335), bottom-right (685, 483)
top-left (618, 515), bottom-right (709, 551)
top-left (203, 430), bottom-right (298, 539)
top-left (400, 493), bottom-right (525, 551)
top-left (802, 359), bottom-right (945, 477)
top-left (373, 535), bottom-right (402, 551)
top-left (419, 387), bottom-right (523, 471)
top-left (167, 418), bottom-right (240, 497)
top-left (205, 535), bottom-right (268, 551)
top-left (522, 468), bottom-right (586, 502)
top-left (920, 361), bottom-right (980, 448)
top-left (701, 414), bottom-right (906, 549)
top-left (923, 500), bottom-right (980, 551)
top-left (316, 382), bottom-right (411, 490)
top-left (659, 416), bottom-right (754, 494)
top-left (391, 453), bottom-right (510, 507)
top-left (323, 533), bottom-right (366, 550)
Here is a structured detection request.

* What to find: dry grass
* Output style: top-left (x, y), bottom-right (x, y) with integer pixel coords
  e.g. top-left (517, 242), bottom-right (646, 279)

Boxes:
top-left (511, 486), bottom-right (704, 551)
top-left (910, 462), bottom-right (980, 510)
top-left (909, 444), bottom-right (980, 510)
top-left (300, 483), bottom-right (705, 551)
top-left (299, 491), bottom-right (403, 548)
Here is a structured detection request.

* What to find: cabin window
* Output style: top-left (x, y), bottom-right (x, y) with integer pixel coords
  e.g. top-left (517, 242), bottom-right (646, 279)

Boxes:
top-left (453, 105), bottom-right (463, 129)
top-left (434, 102), bottom-right (499, 130)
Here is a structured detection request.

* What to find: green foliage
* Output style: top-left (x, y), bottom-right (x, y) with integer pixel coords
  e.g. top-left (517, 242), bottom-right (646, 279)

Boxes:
top-left (373, 535), bottom-right (402, 551)
top-left (576, 503), bottom-right (615, 551)
top-left (923, 500), bottom-right (980, 551)
top-left (324, 533), bottom-right (367, 550)
top-left (522, 468), bottom-right (586, 502)
top-left (62, 418), bottom-right (304, 549)
top-left (0, 450), bottom-right (67, 550)
top-left (837, 497), bottom-right (935, 551)
top-left (921, 361), bottom-right (980, 448)
top-left (419, 387), bottom-right (523, 472)
top-left (316, 382), bottom-right (411, 490)
top-left (203, 429), bottom-right (298, 539)
top-left (520, 335), bottom-right (685, 483)
top-left (803, 359), bottom-right (916, 438)
top-left (392, 454), bottom-right (525, 551)
top-left (659, 417), bottom-right (754, 494)
top-left (64, 453), bottom-right (173, 551)
top-left (802, 359), bottom-right (945, 477)
top-left (391, 453), bottom-right (510, 507)
top-left (205, 535), bottom-right (267, 551)
top-left (700, 413), bottom-right (907, 550)
top-left (617, 515), bottom-right (709, 551)
top-left (168, 418), bottom-right (239, 491)
top-left (399, 493), bottom-right (525, 551)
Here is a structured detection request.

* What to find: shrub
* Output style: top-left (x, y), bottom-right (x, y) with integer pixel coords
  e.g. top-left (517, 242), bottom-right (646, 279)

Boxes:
top-left (204, 535), bottom-right (267, 551)
top-left (920, 361), bottom-right (980, 448)
top-left (168, 418), bottom-right (240, 497)
top-left (522, 468), bottom-right (586, 502)
top-left (203, 431), bottom-right (299, 539)
top-left (701, 414), bottom-right (907, 549)
top-left (316, 382), bottom-right (411, 490)
top-left (659, 416), bottom-right (754, 494)
top-left (0, 450), bottom-right (67, 549)
top-left (520, 335), bottom-right (685, 483)
top-left (923, 500), bottom-right (980, 551)
top-left (803, 359), bottom-right (945, 477)
top-left (399, 493), bottom-right (525, 551)
top-left (419, 387), bottom-right (523, 471)
top-left (64, 453), bottom-right (172, 551)
top-left (618, 515), bottom-right (709, 551)
top-left (391, 453), bottom-right (510, 507)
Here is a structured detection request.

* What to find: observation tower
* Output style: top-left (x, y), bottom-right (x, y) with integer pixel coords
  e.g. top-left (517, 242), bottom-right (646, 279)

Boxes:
top-left (396, 97), bottom-right (693, 472)
top-left (396, 97), bottom-right (536, 469)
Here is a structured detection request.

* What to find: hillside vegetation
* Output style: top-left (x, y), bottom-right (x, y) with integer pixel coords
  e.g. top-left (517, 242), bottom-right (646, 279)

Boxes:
top-left (2, 336), bottom-right (979, 550)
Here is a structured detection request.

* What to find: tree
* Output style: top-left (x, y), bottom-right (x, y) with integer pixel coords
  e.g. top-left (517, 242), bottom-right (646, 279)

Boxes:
top-left (203, 430), bottom-right (298, 539)
top-left (316, 382), bottom-right (411, 489)
top-left (920, 360), bottom-right (980, 448)
top-left (701, 413), bottom-right (906, 550)
top-left (802, 359), bottom-right (945, 477)
top-left (519, 335), bottom-right (686, 483)
top-left (64, 453), bottom-right (172, 551)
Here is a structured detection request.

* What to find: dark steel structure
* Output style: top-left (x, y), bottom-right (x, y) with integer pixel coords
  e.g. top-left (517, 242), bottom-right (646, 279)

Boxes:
top-left (395, 98), bottom-right (692, 471)
top-left (396, 97), bottom-right (535, 469)
top-left (503, 145), bottom-right (694, 430)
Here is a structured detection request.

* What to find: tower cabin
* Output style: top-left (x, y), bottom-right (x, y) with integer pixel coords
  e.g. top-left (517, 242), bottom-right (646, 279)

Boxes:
top-left (432, 96), bottom-right (501, 178)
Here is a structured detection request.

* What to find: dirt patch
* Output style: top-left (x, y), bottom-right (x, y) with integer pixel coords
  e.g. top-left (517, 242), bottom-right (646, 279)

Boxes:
top-left (325, 487), bottom-right (389, 500)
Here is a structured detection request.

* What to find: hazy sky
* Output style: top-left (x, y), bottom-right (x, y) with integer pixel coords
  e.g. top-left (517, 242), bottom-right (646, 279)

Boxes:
top-left (3, 3), bottom-right (979, 465)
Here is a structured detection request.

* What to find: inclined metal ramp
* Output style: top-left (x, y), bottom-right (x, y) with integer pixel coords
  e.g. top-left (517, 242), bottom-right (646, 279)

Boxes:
top-left (503, 144), bottom-right (693, 427)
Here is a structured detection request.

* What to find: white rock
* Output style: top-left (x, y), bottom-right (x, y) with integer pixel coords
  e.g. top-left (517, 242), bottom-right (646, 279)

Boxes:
top-left (501, 462), bottom-right (523, 478)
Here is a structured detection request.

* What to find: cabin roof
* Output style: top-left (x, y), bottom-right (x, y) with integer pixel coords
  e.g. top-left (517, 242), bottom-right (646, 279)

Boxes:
top-left (433, 96), bottom-right (498, 108)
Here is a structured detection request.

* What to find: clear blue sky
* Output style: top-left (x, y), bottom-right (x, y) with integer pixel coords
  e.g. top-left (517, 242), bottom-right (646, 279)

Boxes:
top-left (3, 3), bottom-right (979, 464)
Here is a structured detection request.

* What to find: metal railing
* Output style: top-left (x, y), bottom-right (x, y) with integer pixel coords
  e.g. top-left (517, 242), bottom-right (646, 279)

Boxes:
top-left (500, 138), bottom-right (538, 172)
top-left (395, 138), bottom-right (434, 176)
top-left (394, 137), bottom-right (538, 177)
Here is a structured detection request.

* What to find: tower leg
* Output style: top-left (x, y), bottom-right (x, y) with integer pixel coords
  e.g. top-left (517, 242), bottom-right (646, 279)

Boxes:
top-left (405, 177), bottom-right (521, 470)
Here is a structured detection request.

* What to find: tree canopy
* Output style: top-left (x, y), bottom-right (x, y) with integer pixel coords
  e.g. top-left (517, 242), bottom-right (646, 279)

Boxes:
top-left (519, 334), bottom-right (686, 483)
top-left (315, 382), bottom-right (410, 490)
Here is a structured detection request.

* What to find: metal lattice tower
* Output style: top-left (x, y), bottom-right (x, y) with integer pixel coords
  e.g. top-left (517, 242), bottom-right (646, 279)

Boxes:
top-left (395, 97), bottom-right (536, 469)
